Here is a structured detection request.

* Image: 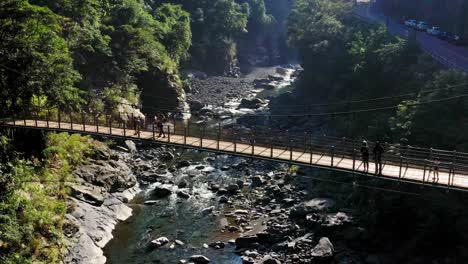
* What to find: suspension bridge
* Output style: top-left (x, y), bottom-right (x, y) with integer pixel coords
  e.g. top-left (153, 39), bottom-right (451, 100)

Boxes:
top-left (1, 112), bottom-right (468, 192)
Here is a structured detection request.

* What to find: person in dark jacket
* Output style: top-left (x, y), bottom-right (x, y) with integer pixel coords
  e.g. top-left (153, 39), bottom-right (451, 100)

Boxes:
top-left (373, 141), bottom-right (384, 175)
top-left (360, 140), bottom-right (370, 173)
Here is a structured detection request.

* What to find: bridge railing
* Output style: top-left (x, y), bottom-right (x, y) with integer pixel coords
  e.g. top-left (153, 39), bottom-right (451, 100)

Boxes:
top-left (2, 111), bottom-right (468, 188)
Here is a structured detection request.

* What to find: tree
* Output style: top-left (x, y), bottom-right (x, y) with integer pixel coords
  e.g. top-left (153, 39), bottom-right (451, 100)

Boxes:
top-left (0, 0), bottom-right (81, 112)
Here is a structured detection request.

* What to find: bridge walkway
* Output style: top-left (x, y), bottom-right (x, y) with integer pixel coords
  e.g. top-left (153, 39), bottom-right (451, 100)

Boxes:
top-left (2, 118), bottom-right (468, 191)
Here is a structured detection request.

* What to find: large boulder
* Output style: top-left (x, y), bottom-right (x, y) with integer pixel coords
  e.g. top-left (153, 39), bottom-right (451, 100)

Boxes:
top-left (251, 176), bottom-right (264, 187)
top-left (70, 185), bottom-right (105, 206)
top-left (152, 186), bottom-right (173, 198)
top-left (311, 237), bottom-right (334, 259)
top-left (190, 100), bottom-right (204, 112)
top-left (235, 235), bottom-right (258, 249)
top-left (290, 198), bottom-right (335, 218)
top-left (227, 184), bottom-right (240, 194)
top-left (73, 159), bottom-right (136, 192)
top-left (238, 98), bottom-right (265, 109)
top-left (268, 74), bottom-right (284, 81)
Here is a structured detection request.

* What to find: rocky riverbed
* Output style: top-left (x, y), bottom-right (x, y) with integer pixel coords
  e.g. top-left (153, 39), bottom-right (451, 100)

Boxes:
top-left (97, 141), bottom-right (468, 264)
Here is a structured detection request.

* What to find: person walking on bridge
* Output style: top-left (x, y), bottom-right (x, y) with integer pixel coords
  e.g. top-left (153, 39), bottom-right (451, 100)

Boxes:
top-left (360, 140), bottom-right (370, 173)
top-left (156, 112), bottom-right (166, 138)
top-left (373, 141), bottom-right (384, 175)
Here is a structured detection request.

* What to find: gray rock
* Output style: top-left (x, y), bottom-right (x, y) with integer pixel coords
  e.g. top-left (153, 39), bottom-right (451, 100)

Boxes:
top-left (178, 181), bottom-right (188, 188)
top-left (144, 200), bottom-right (158, 205)
top-left (189, 255), bottom-right (211, 263)
top-left (70, 185), bottom-right (105, 206)
top-left (227, 184), bottom-right (239, 194)
top-left (238, 98), bottom-right (266, 109)
top-left (177, 160), bottom-right (191, 168)
top-left (236, 180), bottom-right (245, 189)
top-left (290, 198), bottom-right (335, 218)
top-left (153, 186), bottom-right (173, 198)
top-left (268, 74), bottom-right (284, 81)
top-left (251, 176), bottom-right (264, 187)
top-left (219, 196), bottom-right (229, 203)
top-left (261, 255), bottom-right (281, 264)
top-left (311, 237), bottom-right (334, 259)
top-left (150, 237), bottom-right (170, 249)
top-left (201, 206), bottom-right (215, 215)
top-left (235, 235), bottom-right (258, 249)
top-left (73, 159), bottom-right (136, 192)
top-left (124, 140), bottom-right (137, 153)
top-left (190, 100), bottom-right (204, 111)
top-left (209, 241), bottom-right (225, 249)
top-left (177, 191), bottom-right (191, 199)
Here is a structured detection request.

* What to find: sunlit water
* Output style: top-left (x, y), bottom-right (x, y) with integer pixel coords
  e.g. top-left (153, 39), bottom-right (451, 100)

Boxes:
top-left (104, 151), bottom-right (253, 264)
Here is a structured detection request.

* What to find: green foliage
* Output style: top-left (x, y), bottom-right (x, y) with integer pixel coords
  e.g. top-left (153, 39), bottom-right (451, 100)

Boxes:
top-left (0, 0), bottom-right (82, 112)
top-left (0, 133), bottom-right (97, 263)
top-left (286, 0), bottom-right (468, 150)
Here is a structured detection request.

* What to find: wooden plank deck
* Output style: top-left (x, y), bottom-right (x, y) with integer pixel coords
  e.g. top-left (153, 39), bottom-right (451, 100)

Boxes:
top-left (3, 119), bottom-right (468, 191)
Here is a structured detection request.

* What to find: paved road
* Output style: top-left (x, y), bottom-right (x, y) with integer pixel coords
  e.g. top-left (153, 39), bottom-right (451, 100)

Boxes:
top-left (355, 1), bottom-right (468, 72)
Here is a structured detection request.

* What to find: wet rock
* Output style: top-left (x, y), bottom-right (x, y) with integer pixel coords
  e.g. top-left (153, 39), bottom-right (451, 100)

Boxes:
top-left (311, 237), bottom-right (334, 259)
top-left (153, 186), bottom-right (173, 198)
top-left (236, 180), bottom-right (245, 189)
top-left (210, 184), bottom-right (220, 192)
top-left (177, 160), bottom-right (191, 168)
top-left (124, 140), bottom-right (137, 153)
top-left (268, 74), bottom-right (284, 81)
top-left (235, 235), bottom-right (258, 249)
top-left (219, 196), bottom-right (229, 203)
top-left (201, 206), bottom-right (215, 215)
top-left (177, 191), bottom-right (191, 199)
top-left (189, 255), bottom-right (211, 263)
top-left (175, 240), bottom-right (185, 246)
top-left (260, 255), bottom-right (281, 264)
top-left (242, 256), bottom-right (255, 264)
top-left (150, 237), bottom-right (169, 249)
top-left (227, 184), bottom-right (240, 194)
top-left (160, 151), bottom-right (175, 162)
top-left (251, 176), bottom-right (264, 187)
top-left (235, 209), bottom-right (249, 215)
top-left (238, 98), bottom-right (266, 109)
top-left (178, 181), bottom-right (188, 188)
top-left (217, 188), bottom-right (228, 195)
top-left (144, 200), bottom-right (158, 205)
top-left (209, 241), bottom-right (226, 249)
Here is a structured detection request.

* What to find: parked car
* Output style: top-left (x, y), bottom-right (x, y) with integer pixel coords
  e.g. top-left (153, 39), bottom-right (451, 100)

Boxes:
top-left (448, 34), bottom-right (465, 45)
top-left (427, 27), bottom-right (441, 36)
top-left (416, 21), bottom-right (429, 31)
top-left (437, 31), bottom-right (450, 40)
top-left (404, 19), bottom-right (417, 28)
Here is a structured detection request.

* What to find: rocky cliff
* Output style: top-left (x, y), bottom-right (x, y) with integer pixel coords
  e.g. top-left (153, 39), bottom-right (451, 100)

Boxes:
top-left (64, 142), bottom-right (140, 264)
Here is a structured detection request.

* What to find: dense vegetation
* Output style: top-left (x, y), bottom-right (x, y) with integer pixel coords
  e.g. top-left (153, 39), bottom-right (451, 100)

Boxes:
top-left (0, 0), bottom-right (290, 117)
top-left (0, 132), bottom-right (97, 264)
top-left (283, 0), bottom-right (468, 150)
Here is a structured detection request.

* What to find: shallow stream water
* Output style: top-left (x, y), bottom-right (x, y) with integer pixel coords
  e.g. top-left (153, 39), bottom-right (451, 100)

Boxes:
top-left (104, 150), bottom-right (261, 264)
